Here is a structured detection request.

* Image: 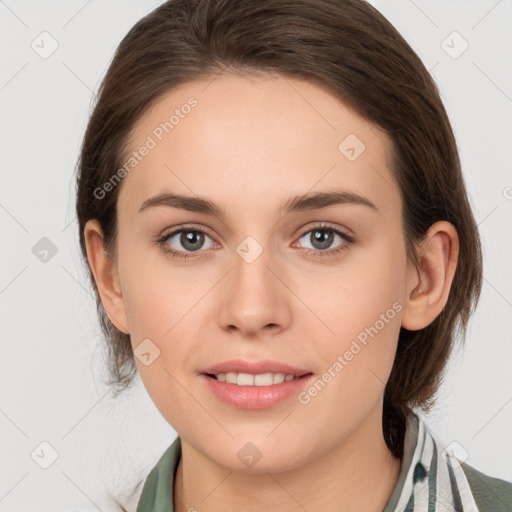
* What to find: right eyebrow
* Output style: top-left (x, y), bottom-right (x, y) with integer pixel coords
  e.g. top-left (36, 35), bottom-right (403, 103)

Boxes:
top-left (138, 193), bottom-right (226, 217)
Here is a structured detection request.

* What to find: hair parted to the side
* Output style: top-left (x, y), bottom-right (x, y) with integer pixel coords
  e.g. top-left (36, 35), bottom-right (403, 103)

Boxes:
top-left (75, 0), bottom-right (482, 460)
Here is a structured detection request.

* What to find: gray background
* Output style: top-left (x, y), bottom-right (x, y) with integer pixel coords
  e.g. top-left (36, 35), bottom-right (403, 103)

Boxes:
top-left (1, 0), bottom-right (511, 510)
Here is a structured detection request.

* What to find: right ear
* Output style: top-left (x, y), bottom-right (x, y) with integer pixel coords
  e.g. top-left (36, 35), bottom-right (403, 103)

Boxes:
top-left (84, 219), bottom-right (130, 334)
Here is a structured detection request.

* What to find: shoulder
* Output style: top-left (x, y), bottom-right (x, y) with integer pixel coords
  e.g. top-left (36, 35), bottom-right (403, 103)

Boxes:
top-left (461, 461), bottom-right (512, 512)
top-left (136, 436), bottom-right (181, 512)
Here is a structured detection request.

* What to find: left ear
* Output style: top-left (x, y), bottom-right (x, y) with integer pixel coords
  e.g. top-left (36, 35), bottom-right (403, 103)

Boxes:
top-left (401, 221), bottom-right (459, 331)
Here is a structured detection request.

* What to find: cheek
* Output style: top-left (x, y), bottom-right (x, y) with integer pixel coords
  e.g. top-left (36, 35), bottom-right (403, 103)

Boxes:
top-left (122, 268), bottom-right (196, 419)
top-left (118, 250), bottom-right (215, 390)
top-left (117, 235), bottom-right (201, 338)
top-left (305, 238), bottom-right (406, 396)
top-left (310, 236), bottom-right (405, 338)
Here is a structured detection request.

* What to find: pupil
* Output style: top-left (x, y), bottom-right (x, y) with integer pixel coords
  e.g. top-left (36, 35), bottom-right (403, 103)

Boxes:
top-left (311, 229), bottom-right (333, 250)
top-left (181, 231), bottom-right (204, 251)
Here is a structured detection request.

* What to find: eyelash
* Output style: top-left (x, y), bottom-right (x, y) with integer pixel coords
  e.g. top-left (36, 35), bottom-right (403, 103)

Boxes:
top-left (155, 223), bottom-right (355, 261)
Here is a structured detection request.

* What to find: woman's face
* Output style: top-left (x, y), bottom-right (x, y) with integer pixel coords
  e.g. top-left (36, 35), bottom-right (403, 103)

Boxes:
top-left (110, 73), bottom-right (411, 471)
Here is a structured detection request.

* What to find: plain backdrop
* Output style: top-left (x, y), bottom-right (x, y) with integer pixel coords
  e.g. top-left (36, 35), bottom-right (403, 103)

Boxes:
top-left (1, 0), bottom-right (511, 510)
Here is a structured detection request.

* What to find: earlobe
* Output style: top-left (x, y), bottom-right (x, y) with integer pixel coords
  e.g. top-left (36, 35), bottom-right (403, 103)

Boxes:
top-left (401, 221), bottom-right (459, 331)
top-left (84, 219), bottom-right (130, 334)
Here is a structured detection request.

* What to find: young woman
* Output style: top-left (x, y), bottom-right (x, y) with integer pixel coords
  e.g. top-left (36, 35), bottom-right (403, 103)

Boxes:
top-left (76, 0), bottom-right (512, 510)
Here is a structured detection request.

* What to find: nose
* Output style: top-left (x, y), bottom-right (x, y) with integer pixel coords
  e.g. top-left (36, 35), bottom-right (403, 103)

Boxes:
top-left (218, 241), bottom-right (292, 337)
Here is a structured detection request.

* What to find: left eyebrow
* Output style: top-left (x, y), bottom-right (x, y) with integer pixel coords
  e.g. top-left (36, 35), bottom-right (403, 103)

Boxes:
top-left (137, 190), bottom-right (379, 218)
top-left (281, 190), bottom-right (379, 215)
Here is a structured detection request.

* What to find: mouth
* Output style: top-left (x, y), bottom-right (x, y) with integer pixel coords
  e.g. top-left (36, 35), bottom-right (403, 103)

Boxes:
top-left (200, 371), bottom-right (316, 409)
top-left (204, 372), bottom-right (314, 386)
top-left (200, 359), bottom-right (313, 382)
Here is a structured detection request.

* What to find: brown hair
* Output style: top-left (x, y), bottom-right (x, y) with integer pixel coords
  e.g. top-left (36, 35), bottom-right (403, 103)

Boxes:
top-left (75, 0), bottom-right (482, 461)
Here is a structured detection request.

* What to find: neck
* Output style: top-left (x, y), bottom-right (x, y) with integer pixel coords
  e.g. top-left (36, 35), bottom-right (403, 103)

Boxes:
top-left (174, 403), bottom-right (401, 512)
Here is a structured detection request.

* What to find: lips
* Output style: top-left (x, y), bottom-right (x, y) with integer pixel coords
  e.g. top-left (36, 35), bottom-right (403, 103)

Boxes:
top-left (200, 358), bottom-right (313, 377)
top-left (200, 372), bottom-right (316, 409)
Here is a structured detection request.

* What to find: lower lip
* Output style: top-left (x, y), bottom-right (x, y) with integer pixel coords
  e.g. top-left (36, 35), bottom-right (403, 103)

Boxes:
top-left (200, 373), bottom-right (315, 409)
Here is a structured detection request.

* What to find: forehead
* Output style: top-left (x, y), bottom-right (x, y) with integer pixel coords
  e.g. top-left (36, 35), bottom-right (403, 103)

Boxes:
top-left (118, 72), bottom-right (399, 220)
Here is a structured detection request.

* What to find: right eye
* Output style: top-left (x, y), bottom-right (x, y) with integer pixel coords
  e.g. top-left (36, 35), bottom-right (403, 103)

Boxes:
top-left (156, 227), bottom-right (218, 260)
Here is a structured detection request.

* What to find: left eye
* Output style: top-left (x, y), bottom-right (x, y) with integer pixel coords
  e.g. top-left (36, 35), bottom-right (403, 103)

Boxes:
top-left (296, 227), bottom-right (350, 252)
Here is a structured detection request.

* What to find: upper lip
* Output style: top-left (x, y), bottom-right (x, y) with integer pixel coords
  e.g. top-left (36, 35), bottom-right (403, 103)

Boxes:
top-left (200, 359), bottom-right (312, 377)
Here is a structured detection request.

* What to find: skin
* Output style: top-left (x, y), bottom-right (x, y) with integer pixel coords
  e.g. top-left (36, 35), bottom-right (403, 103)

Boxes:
top-left (84, 72), bottom-right (459, 511)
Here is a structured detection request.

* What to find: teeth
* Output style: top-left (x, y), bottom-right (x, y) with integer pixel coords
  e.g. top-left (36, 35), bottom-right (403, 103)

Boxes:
top-left (214, 372), bottom-right (299, 386)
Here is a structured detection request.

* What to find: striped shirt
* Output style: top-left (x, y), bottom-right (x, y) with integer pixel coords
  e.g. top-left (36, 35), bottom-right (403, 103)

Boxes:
top-left (136, 410), bottom-right (512, 511)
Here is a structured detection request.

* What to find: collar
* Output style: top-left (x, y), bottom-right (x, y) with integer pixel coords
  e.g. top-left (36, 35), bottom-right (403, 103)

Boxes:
top-left (384, 410), bottom-right (480, 511)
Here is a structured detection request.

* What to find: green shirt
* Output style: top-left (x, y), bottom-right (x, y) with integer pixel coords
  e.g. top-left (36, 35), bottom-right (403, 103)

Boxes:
top-left (136, 411), bottom-right (512, 511)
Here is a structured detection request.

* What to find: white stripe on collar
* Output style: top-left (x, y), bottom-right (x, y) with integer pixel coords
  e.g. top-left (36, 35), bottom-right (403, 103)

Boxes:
top-left (395, 411), bottom-right (480, 512)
